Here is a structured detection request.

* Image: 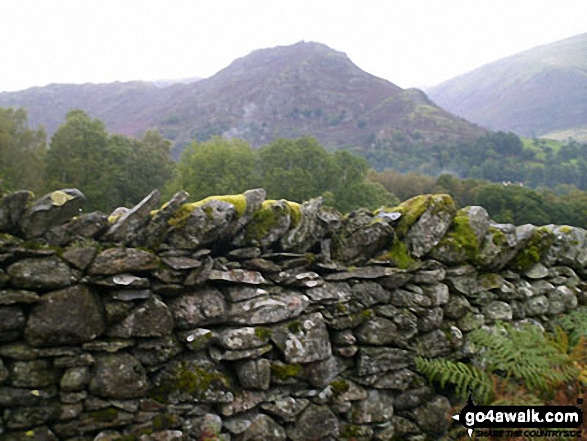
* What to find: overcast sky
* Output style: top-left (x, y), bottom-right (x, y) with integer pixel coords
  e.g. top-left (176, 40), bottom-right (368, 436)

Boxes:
top-left (1, 0), bottom-right (586, 92)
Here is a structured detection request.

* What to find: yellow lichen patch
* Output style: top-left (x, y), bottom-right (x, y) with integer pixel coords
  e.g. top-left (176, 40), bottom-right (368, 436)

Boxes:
top-left (169, 194), bottom-right (247, 227)
top-left (50, 190), bottom-right (74, 206)
top-left (150, 200), bottom-right (171, 217)
top-left (262, 199), bottom-right (302, 227)
top-left (377, 194), bottom-right (455, 238)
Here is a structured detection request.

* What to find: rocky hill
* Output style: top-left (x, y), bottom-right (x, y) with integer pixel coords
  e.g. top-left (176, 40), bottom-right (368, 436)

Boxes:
top-left (0, 42), bottom-right (484, 159)
top-left (426, 33), bottom-right (587, 140)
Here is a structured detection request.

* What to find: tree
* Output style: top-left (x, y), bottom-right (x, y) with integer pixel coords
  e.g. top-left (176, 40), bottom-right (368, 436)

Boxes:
top-left (45, 110), bottom-right (110, 211)
top-left (169, 136), bottom-right (259, 201)
top-left (107, 130), bottom-right (175, 207)
top-left (0, 107), bottom-right (46, 193)
top-left (258, 137), bottom-right (338, 202)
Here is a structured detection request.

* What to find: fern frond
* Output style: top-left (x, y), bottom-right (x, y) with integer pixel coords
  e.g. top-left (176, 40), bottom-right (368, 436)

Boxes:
top-left (415, 356), bottom-right (493, 404)
top-left (469, 322), bottom-right (578, 393)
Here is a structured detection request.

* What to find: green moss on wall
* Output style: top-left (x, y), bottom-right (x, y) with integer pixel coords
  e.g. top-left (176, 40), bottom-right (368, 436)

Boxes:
top-left (510, 226), bottom-right (554, 271)
top-left (168, 194), bottom-right (247, 227)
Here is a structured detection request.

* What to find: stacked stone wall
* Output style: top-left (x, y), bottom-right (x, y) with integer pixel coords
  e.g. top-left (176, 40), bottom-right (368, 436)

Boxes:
top-left (0, 188), bottom-right (586, 440)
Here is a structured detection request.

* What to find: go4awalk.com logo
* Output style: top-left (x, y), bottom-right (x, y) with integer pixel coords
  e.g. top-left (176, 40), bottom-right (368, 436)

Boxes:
top-left (452, 394), bottom-right (584, 438)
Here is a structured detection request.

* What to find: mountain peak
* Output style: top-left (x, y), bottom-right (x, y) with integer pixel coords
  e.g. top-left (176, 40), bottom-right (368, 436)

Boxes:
top-left (426, 32), bottom-right (587, 138)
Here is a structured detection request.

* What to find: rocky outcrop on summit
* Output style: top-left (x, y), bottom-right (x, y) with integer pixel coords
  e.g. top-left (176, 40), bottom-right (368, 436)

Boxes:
top-left (0, 187), bottom-right (585, 440)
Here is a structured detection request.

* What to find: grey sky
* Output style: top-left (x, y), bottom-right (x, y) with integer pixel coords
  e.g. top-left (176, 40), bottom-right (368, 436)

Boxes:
top-left (1, 0), bottom-right (585, 92)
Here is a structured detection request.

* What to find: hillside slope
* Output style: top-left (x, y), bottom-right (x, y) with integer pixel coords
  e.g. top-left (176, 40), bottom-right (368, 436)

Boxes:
top-left (0, 42), bottom-right (485, 158)
top-left (426, 33), bottom-right (587, 138)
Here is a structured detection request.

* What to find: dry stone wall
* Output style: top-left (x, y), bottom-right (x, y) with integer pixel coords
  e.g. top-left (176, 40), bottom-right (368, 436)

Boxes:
top-left (0, 188), bottom-right (586, 441)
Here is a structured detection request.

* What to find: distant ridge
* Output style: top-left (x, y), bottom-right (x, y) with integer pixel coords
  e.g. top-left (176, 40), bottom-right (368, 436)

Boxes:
top-left (426, 33), bottom-right (587, 139)
top-left (0, 41), bottom-right (485, 158)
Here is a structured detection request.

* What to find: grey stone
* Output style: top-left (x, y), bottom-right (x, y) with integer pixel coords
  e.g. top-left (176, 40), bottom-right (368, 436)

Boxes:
top-left (166, 199), bottom-right (241, 249)
top-left (168, 288), bottom-right (226, 328)
top-left (0, 306), bottom-right (25, 341)
top-left (4, 404), bottom-right (62, 429)
top-left (304, 355), bottom-right (346, 387)
top-left (352, 281), bottom-right (391, 306)
top-left (0, 289), bottom-right (40, 305)
top-left (19, 189), bottom-right (85, 238)
top-left (103, 189), bottom-right (161, 244)
top-left (422, 283), bottom-right (450, 305)
top-left (235, 199), bottom-right (292, 249)
top-left (393, 386), bottom-right (434, 410)
top-left (215, 327), bottom-right (271, 350)
top-left (525, 295), bottom-right (550, 316)
top-left (404, 194), bottom-right (456, 258)
top-left (179, 328), bottom-right (214, 351)
top-left (261, 397), bottom-right (309, 422)
top-left (8, 256), bottom-right (78, 290)
top-left (414, 329), bottom-right (452, 357)
top-left (306, 282), bottom-right (351, 303)
top-left (152, 359), bottom-right (233, 404)
top-left (225, 286), bottom-right (270, 302)
top-left (416, 307), bottom-right (443, 332)
top-left (89, 353), bottom-right (148, 399)
top-left (458, 311), bottom-right (485, 331)
top-left (131, 336), bottom-right (183, 366)
top-left (60, 366), bottom-right (91, 392)
top-left (483, 301), bottom-right (513, 322)
top-left (331, 208), bottom-right (394, 264)
top-left (357, 347), bottom-right (413, 376)
top-left (227, 289), bottom-right (308, 325)
top-left (241, 414), bottom-right (285, 440)
top-left (236, 358), bottom-right (271, 390)
top-left (10, 359), bottom-right (59, 388)
top-left (88, 247), bottom-right (159, 275)
top-left (212, 343), bottom-right (272, 361)
top-left (410, 395), bottom-right (451, 436)
top-left (61, 246), bottom-right (99, 271)
top-left (391, 289), bottom-right (432, 308)
top-left (442, 295), bottom-right (471, 319)
top-left (355, 317), bottom-right (401, 346)
top-left (139, 190), bottom-right (188, 249)
top-left (108, 296), bottom-right (174, 338)
top-left (24, 285), bottom-right (105, 347)
top-left (271, 313), bottom-right (332, 363)
top-left (411, 268), bottom-right (446, 284)
top-left (543, 225), bottom-right (587, 270)
top-left (325, 266), bottom-right (400, 281)
top-left (161, 256), bottom-right (202, 270)
top-left (208, 269), bottom-right (267, 284)
top-left (350, 389), bottom-right (394, 424)
top-left (63, 211), bottom-right (109, 241)
top-left (287, 404), bottom-right (339, 440)
top-left (525, 262), bottom-right (549, 279)
top-left (549, 285), bottom-right (578, 311)
top-left (281, 197), bottom-right (341, 253)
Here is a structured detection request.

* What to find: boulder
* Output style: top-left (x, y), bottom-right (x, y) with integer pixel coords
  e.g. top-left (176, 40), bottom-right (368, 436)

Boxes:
top-left (331, 208), bottom-right (394, 264)
top-left (8, 256), bottom-right (78, 290)
top-left (24, 285), bottom-right (105, 347)
top-left (19, 189), bottom-right (85, 238)
top-left (89, 353), bottom-right (148, 399)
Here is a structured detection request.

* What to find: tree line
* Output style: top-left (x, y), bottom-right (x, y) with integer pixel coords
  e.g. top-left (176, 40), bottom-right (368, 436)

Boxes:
top-left (3, 105), bottom-right (587, 229)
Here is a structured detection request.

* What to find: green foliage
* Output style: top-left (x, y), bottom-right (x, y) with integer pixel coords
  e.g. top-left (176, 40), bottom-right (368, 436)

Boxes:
top-left (171, 135), bottom-right (396, 213)
top-left (553, 308), bottom-right (587, 348)
top-left (415, 357), bottom-right (493, 404)
top-left (45, 110), bottom-right (174, 212)
top-left (168, 136), bottom-right (259, 201)
top-left (0, 107), bottom-right (46, 193)
top-left (416, 322), bottom-right (583, 406)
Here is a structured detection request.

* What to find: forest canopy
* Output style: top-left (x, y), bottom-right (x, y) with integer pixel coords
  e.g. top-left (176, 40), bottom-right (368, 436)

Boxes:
top-left (3, 106), bottom-right (587, 229)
